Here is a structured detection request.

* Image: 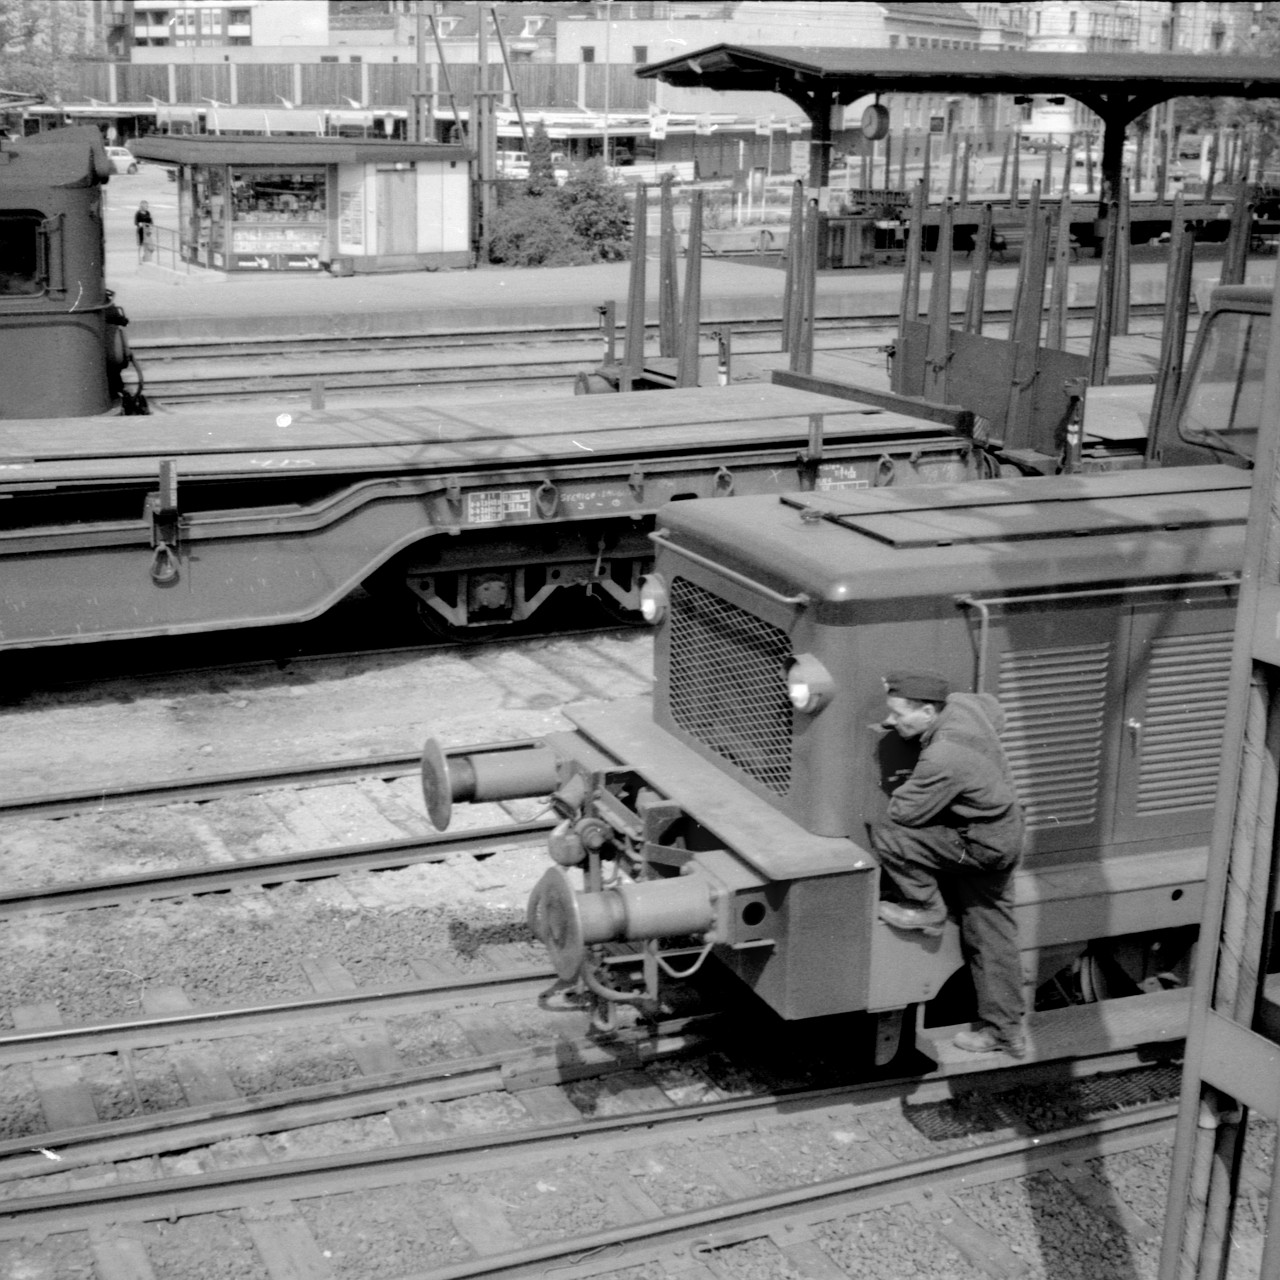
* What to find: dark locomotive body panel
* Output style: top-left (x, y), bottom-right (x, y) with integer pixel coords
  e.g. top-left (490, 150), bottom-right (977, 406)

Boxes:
top-left (0, 127), bottom-right (131, 419)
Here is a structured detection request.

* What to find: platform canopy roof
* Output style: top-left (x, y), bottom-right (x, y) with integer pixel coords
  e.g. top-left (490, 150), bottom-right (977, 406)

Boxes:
top-left (635, 45), bottom-right (1280, 120)
top-left (637, 45), bottom-right (1280, 198)
top-left (131, 134), bottom-right (467, 166)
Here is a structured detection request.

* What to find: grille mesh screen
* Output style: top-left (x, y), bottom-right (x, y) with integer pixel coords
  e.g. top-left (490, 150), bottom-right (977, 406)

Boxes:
top-left (1136, 632), bottom-right (1232, 813)
top-left (667, 576), bottom-right (793, 795)
top-left (997, 641), bottom-right (1111, 830)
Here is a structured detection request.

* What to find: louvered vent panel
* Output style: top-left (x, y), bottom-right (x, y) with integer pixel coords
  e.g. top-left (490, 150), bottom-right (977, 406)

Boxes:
top-left (1136, 632), bottom-right (1233, 813)
top-left (667, 576), bottom-right (793, 795)
top-left (997, 642), bottom-right (1111, 829)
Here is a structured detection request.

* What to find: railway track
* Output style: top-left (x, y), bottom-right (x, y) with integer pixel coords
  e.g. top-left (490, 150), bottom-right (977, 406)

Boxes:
top-left (132, 308), bottom-right (1171, 406)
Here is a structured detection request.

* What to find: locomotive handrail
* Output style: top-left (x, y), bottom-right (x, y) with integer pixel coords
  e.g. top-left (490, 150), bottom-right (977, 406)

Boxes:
top-left (649, 530), bottom-right (812, 609)
top-left (957, 574), bottom-right (1241, 690)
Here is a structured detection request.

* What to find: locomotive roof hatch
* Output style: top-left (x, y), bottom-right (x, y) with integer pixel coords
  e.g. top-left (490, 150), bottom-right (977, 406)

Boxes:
top-left (0, 125), bottom-right (112, 189)
top-left (653, 466), bottom-right (1250, 613)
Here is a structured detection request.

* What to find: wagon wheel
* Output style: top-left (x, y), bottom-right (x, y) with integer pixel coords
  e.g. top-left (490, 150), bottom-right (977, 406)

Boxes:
top-left (414, 598), bottom-right (512, 646)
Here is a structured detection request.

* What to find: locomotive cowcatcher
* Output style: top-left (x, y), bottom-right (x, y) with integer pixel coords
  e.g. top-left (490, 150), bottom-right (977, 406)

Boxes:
top-left (420, 464), bottom-right (1249, 1060)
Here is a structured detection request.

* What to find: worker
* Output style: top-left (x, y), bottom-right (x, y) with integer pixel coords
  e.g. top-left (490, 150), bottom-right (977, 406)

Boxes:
top-left (870, 669), bottom-right (1027, 1057)
top-left (134, 201), bottom-right (153, 261)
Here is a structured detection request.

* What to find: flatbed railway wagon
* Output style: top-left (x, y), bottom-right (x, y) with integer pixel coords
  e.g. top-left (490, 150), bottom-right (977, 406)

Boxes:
top-left (421, 466), bottom-right (1251, 1059)
top-left (0, 384), bottom-right (988, 651)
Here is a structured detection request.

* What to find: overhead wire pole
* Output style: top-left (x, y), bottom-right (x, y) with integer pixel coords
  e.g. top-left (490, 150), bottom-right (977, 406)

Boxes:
top-left (488, 5), bottom-right (528, 154)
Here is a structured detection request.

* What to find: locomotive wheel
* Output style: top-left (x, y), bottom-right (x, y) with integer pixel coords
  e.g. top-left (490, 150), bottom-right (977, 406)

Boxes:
top-left (1074, 928), bottom-right (1198, 1003)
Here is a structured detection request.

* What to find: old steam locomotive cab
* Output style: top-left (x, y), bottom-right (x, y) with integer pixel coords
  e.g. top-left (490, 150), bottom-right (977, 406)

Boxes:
top-left (422, 467), bottom-right (1248, 1043)
top-left (0, 127), bottom-right (139, 418)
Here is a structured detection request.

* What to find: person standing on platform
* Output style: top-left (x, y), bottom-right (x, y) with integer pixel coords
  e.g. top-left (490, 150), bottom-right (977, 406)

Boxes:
top-left (134, 201), bottom-right (153, 261)
top-left (870, 669), bottom-right (1027, 1058)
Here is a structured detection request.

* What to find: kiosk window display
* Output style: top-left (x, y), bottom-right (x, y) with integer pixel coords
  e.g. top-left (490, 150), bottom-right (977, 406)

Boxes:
top-left (229, 169), bottom-right (327, 269)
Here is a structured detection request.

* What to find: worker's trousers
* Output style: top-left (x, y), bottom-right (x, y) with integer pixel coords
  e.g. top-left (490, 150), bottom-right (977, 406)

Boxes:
top-left (870, 820), bottom-right (1024, 1039)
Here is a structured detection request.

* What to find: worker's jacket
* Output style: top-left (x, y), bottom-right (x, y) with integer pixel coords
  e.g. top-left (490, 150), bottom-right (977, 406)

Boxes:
top-left (887, 692), bottom-right (1024, 866)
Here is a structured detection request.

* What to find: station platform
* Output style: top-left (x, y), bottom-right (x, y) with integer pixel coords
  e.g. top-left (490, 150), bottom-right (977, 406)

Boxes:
top-left (101, 169), bottom-right (1264, 346)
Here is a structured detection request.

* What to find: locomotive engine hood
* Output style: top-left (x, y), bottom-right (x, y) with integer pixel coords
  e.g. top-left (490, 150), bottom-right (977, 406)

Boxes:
top-left (647, 467), bottom-right (1249, 840)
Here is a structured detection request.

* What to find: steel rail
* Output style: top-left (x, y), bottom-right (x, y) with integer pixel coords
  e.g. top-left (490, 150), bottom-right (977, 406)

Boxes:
top-left (0, 1014), bottom-right (718, 1186)
top-left (0, 1053), bottom-right (1178, 1240)
top-left (0, 819), bottom-right (554, 918)
top-left (419, 1103), bottom-right (1179, 1280)
top-left (0, 736), bottom-right (540, 821)
top-left (0, 967), bottom-right (559, 1066)
top-left (130, 305), bottom-right (1168, 360)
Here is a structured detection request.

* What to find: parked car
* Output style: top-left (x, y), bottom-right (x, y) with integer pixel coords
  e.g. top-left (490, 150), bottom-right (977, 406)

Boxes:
top-left (105, 146), bottom-right (138, 175)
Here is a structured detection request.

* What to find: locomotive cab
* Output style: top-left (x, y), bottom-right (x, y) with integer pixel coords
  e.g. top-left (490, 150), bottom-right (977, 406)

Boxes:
top-left (0, 127), bottom-right (140, 417)
top-left (424, 466), bottom-right (1249, 1048)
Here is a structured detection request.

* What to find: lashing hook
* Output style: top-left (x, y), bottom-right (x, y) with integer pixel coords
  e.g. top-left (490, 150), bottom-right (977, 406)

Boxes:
top-left (535, 480), bottom-right (560, 519)
top-left (150, 542), bottom-right (180, 584)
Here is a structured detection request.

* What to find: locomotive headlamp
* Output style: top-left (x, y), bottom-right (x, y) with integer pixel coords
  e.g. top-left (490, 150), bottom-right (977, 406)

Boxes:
top-left (639, 573), bottom-right (669, 624)
top-left (787, 653), bottom-right (835, 713)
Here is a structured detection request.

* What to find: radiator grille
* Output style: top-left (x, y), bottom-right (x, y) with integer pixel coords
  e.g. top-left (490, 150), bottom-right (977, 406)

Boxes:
top-left (997, 642), bottom-right (1111, 830)
top-left (1136, 632), bottom-right (1233, 813)
top-left (667, 576), bottom-right (793, 794)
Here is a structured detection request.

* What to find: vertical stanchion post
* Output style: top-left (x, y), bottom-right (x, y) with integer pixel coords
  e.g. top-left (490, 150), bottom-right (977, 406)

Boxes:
top-left (781, 179), bottom-right (804, 353)
top-left (658, 175), bottom-right (679, 359)
top-left (621, 183), bottom-right (648, 392)
top-left (1111, 177), bottom-right (1131, 336)
top-left (1146, 194), bottom-right (1192, 466)
top-left (923, 199), bottom-right (954, 404)
top-left (1220, 183), bottom-right (1253, 287)
top-left (794, 199), bottom-right (819, 376)
top-left (963, 202), bottom-right (993, 336)
top-left (1045, 190), bottom-right (1073, 351)
top-left (676, 190), bottom-right (703, 387)
top-left (899, 180), bottom-right (925, 343)
top-left (1087, 199), bottom-right (1118, 387)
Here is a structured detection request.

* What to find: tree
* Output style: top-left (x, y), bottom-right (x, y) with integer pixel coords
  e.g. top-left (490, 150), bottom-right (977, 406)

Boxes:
top-left (526, 121), bottom-right (557, 198)
top-left (0, 0), bottom-right (100, 103)
top-left (555, 160), bottom-right (631, 262)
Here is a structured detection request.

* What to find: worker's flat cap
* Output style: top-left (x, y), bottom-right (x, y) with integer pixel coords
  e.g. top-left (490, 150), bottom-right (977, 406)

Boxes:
top-left (884, 670), bottom-right (951, 702)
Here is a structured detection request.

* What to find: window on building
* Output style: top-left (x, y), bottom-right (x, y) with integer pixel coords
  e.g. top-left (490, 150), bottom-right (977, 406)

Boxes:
top-left (521, 16), bottom-right (543, 37)
top-left (633, 46), bottom-right (647, 62)
top-left (228, 8), bottom-right (250, 23)
top-left (349, 55), bottom-right (361, 62)
top-left (320, 55), bottom-right (338, 62)
top-left (889, 34), bottom-right (899, 47)
top-left (581, 46), bottom-right (595, 62)
top-left (906, 36), bottom-right (915, 47)
top-left (1069, 12), bottom-right (1077, 33)
top-left (228, 36), bottom-right (249, 45)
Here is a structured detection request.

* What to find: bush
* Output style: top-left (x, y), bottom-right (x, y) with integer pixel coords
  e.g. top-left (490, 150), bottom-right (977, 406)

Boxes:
top-left (487, 193), bottom-right (592, 267)
top-left (486, 156), bottom-right (632, 266)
